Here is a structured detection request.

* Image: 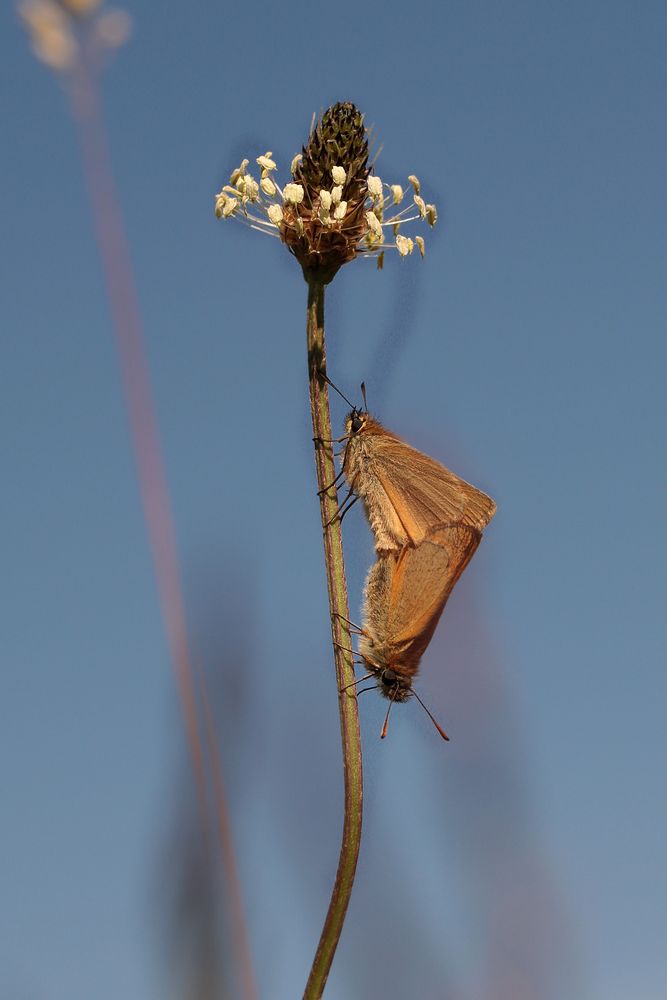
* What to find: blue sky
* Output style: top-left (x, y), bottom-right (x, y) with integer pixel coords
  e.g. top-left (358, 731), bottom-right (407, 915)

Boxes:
top-left (2, 1), bottom-right (666, 998)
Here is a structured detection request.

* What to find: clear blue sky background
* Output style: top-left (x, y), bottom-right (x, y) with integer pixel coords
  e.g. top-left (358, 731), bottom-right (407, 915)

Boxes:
top-left (2, 1), bottom-right (666, 998)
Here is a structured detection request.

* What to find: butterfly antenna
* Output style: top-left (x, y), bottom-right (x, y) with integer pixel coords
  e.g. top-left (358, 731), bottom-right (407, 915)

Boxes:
top-left (412, 690), bottom-right (450, 742)
top-left (360, 381), bottom-right (368, 412)
top-left (380, 686), bottom-right (399, 739)
top-left (317, 370), bottom-right (358, 411)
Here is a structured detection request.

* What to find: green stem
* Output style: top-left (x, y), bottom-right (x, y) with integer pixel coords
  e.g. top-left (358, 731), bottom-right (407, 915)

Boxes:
top-left (303, 277), bottom-right (364, 999)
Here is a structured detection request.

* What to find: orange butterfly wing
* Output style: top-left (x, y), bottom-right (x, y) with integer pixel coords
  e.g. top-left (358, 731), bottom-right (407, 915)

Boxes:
top-left (384, 523), bottom-right (481, 675)
top-left (370, 432), bottom-right (496, 543)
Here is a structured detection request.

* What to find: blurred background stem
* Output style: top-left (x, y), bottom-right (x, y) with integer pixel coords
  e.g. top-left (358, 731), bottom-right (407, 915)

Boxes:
top-left (303, 277), bottom-right (364, 999)
top-left (66, 62), bottom-right (257, 1000)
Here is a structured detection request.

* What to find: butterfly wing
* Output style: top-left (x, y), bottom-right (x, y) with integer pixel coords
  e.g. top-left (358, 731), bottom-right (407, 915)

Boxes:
top-left (385, 523), bottom-right (481, 674)
top-left (369, 432), bottom-right (496, 543)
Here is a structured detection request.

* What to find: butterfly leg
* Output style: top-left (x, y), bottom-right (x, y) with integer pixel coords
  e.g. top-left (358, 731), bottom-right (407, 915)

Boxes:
top-left (313, 434), bottom-right (350, 446)
top-left (332, 640), bottom-right (360, 657)
top-left (325, 489), bottom-right (358, 527)
top-left (332, 611), bottom-right (365, 635)
top-left (317, 468), bottom-right (345, 496)
top-left (336, 494), bottom-right (359, 524)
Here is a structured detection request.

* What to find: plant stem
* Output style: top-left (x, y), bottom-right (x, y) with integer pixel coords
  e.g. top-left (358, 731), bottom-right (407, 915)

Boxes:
top-left (303, 277), bottom-right (364, 999)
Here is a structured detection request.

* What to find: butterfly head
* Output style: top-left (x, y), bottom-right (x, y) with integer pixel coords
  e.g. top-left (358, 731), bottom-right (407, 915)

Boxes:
top-left (345, 407), bottom-right (369, 437)
top-left (376, 666), bottom-right (413, 702)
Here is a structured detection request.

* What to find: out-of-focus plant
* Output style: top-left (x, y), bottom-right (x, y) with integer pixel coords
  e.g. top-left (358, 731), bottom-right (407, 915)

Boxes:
top-left (19, 0), bottom-right (131, 76)
top-left (216, 102), bottom-right (437, 998)
top-left (19, 6), bottom-right (257, 1000)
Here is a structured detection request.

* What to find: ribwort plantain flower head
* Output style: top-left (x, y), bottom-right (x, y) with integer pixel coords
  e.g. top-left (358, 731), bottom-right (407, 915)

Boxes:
top-left (215, 102), bottom-right (437, 284)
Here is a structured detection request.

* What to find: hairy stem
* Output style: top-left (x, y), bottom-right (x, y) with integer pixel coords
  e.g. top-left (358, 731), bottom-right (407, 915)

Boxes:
top-left (303, 277), bottom-right (364, 999)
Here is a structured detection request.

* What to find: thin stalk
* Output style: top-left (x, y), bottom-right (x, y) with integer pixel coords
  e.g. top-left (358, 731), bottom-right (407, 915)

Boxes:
top-left (67, 65), bottom-right (208, 826)
top-left (303, 277), bottom-right (364, 999)
top-left (63, 61), bottom-right (257, 1000)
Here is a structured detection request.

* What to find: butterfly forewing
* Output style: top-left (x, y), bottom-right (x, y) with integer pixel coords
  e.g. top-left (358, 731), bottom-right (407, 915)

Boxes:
top-left (343, 415), bottom-right (496, 551)
top-left (375, 440), bottom-right (496, 532)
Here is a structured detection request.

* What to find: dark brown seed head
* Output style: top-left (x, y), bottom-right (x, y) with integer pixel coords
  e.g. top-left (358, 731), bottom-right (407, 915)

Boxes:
top-left (280, 102), bottom-right (371, 284)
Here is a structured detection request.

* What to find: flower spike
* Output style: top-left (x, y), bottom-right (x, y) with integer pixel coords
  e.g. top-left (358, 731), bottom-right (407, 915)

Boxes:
top-left (214, 102), bottom-right (437, 282)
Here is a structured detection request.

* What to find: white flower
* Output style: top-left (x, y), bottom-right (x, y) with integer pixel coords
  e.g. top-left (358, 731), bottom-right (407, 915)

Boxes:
top-left (413, 195), bottom-right (426, 219)
top-left (19, 0), bottom-right (131, 72)
top-left (214, 140), bottom-right (436, 270)
top-left (366, 211), bottom-right (384, 238)
top-left (61, 0), bottom-right (103, 12)
top-left (236, 173), bottom-right (259, 202)
top-left (95, 10), bottom-right (132, 49)
top-left (230, 159), bottom-right (249, 185)
top-left (283, 183), bottom-right (305, 204)
top-left (396, 235), bottom-right (414, 256)
top-left (367, 175), bottom-right (383, 198)
top-left (256, 152), bottom-right (277, 172)
top-left (214, 192), bottom-right (238, 219)
top-left (260, 175), bottom-right (277, 197)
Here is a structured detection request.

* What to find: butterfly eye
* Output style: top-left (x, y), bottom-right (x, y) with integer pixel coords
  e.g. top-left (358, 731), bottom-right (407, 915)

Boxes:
top-left (381, 669), bottom-right (397, 687)
top-left (350, 412), bottom-right (363, 433)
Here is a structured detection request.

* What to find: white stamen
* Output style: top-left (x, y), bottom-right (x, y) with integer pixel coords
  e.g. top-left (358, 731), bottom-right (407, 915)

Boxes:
top-left (396, 235), bottom-right (414, 256)
top-left (367, 175), bottom-right (383, 198)
top-left (260, 176), bottom-right (277, 197)
top-left (256, 152), bottom-right (277, 172)
top-left (366, 211), bottom-right (384, 238)
top-left (267, 204), bottom-right (283, 224)
top-left (283, 183), bottom-right (305, 204)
